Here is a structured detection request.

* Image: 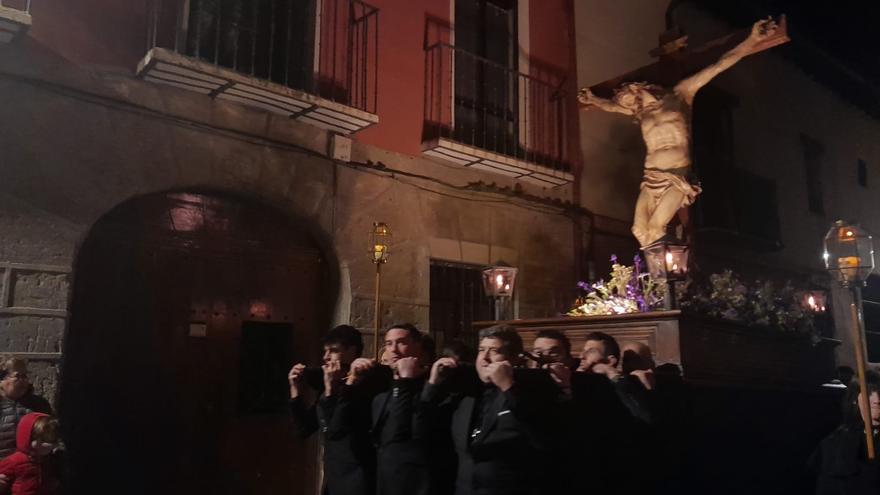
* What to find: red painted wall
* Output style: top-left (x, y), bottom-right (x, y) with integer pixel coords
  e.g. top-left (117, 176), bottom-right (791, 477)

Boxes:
top-left (357, 0), bottom-right (578, 159)
top-left (24, 0), bottom-right (576, 162)
top-left (354, 0), bottom-right (450, 156)
top-left (528, 0), bottom-right (572, 84)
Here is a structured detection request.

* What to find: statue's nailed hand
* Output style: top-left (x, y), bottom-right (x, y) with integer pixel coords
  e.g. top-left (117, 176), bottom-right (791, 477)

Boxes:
top-left (577, 87), bottom-right (596, 107)
top-left (748, 17), bottom-right (778, 44)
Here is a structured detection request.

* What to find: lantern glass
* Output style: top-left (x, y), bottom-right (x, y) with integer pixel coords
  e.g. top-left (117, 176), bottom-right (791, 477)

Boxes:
top-left (823, 220), bottom-right (874, 285)
top-left (370, 222), bottom-right (392, 264)
top-left (642, 240), bottom-right (689, 282)
top-left (482, 264), bottom-right (518, 298)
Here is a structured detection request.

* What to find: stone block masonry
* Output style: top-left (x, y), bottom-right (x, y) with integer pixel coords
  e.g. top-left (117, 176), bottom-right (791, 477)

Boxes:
top-left (0, 262), bottom-right (69, 403)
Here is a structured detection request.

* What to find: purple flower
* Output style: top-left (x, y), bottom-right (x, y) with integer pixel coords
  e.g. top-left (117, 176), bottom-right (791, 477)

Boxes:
top-left (610, 254), bottom-right (618, 264)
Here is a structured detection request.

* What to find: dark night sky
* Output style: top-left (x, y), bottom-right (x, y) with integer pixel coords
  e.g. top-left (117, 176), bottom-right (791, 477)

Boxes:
top-left (691, 0), bottom-right (880, 115)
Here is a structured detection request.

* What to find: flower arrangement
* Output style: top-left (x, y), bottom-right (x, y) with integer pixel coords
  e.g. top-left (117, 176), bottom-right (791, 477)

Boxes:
top-left (568, 256), bottom-right (820, 337)
top-left (678, 270), bottom-right (817, 335)
top-left (567, 255), bottom-right (665, 316)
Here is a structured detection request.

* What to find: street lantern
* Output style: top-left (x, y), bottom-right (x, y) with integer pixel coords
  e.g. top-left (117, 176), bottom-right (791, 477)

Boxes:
top-left (370, 222), bottom-right (392, 264)
top-left (370, 222), bottom-right (392, 358)
top-left (482, 262), bottom-right (518, 320)
top-left (823, 220), bottom-right (874, 287)
top-left (482, 263), bottom-right (518, 298)
top-left (823, 220), bottom-right (876, 459)
top-left (642, 238), bottom-right (689, 309)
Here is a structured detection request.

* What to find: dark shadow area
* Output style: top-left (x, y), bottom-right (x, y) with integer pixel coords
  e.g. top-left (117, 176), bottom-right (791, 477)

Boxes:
top-left (656, 381), bottom-right (843, 495)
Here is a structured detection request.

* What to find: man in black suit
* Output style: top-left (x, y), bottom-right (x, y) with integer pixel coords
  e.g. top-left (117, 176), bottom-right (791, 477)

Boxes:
top-left (572, 332), bottom-right (655, 492)
top-left (422, 325), bottom-right (560, 495)
top-left (367, 323), bottom-right (434, 495)
top-left (288, 325), bottom-right (380, 495)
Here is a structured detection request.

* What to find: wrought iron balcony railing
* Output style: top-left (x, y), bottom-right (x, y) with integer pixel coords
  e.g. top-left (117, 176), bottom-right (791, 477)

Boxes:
top-left (0, 0), bottom-right (31, 13)
top-left (423, 42), bottom-right (573, 185)
top-left (141, 0), bottom-right (378, 132)
top-left (0, 0), bottom-right (32, 43)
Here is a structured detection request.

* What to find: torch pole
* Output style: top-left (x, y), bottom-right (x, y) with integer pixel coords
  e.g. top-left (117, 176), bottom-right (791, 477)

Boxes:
top-left (373, 262), bottom-right (382, 360)
top-left (849, 284), bottom-right (876, 460)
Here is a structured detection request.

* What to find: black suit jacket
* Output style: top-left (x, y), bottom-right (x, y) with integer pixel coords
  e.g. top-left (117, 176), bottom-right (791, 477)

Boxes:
top-left (290, 384), bottom-right (378, 495)
top-left (567, 372), bottom-right (656, 492)
top-left (371, 377), bottom-right (431, 495)
top-left (809, 425), bottom-right (880, 495)
top-left (422, 371), bottom-right (561, 495)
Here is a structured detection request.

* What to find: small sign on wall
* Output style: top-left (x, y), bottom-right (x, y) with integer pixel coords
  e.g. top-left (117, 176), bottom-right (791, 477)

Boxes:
top-left (189, 322), bottom-right (208, 338)
top-left (330, 134), bottom-right (352, 162)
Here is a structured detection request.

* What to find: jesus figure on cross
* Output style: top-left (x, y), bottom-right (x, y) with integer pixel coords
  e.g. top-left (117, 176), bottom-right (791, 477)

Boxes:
top-left (578, 18), bottom-right (781, 247)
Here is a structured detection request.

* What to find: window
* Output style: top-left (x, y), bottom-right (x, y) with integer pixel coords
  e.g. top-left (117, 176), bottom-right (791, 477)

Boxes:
top-left (454, 0), bottom-right (518, 154)
top-left (734, 169), bottom-right (781, 243)
top-left (800, 134), bottom-right (825, 215)
top-left (692, 85), bottom-right (781, 247)
top-left (858, 159), bottom-right (868, 188)
top-left (429, 260), bottom-right (494, 350)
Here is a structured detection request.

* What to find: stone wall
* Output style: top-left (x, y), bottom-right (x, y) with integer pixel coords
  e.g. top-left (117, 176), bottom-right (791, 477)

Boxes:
top-left (0, 262), bottom-right (67, 401)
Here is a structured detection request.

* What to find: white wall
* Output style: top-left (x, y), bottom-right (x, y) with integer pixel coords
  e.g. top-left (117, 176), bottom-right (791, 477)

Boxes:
top-left (574, 0), bottom-right (671, 221)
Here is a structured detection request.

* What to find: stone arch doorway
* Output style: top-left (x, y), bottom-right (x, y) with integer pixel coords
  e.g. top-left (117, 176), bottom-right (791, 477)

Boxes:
top-left (62, 191), bottom-right (332, 495)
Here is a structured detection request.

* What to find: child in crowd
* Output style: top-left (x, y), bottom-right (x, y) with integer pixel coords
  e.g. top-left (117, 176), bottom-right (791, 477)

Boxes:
top-left (0, 413), bottom-right (61, 495)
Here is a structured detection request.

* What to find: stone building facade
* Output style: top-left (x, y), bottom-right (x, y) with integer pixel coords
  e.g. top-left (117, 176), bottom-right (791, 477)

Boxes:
top-left (0, 0), bottom-right (584, 491)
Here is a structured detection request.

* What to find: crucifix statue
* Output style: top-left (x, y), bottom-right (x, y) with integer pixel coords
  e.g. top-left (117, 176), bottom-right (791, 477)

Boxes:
top-left (578, 17), bottom-right (788, 247)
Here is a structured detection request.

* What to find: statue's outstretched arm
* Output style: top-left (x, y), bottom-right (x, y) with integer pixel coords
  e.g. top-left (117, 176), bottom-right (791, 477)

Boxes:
top-left (674, 18), bottom-right (779, 102)
top-left (578, 88), bottom-right (634, 116)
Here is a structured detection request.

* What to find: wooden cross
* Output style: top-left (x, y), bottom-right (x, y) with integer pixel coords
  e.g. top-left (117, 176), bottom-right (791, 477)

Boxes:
top-left (589, 15), bottom-right (790, 97)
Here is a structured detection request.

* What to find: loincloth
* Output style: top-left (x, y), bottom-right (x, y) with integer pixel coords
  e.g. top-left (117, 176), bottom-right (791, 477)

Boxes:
top-left (639, 168), bottom-right (702, 207)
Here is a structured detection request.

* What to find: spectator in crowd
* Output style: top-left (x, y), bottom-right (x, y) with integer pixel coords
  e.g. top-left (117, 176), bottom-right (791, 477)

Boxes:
top-left (577, 331), bottom-right (621, 377)
top-left (0, 358), bottom-right (53, 459)
top-left (370, 324), bottom-right (431, 495)
top-left (0, 413), bottom-right (61, 495)
top-left (531, 330), bottom-right (575, 369)
top-left (288, 325), bottom-right (383, 495)
top-left (0, 358), bottom-right (54, 495)
top-left (431, 337), bottom-right (477, 495)
top-left (809, 370), bottom-right (880, 494)
top-left (529, 330), bottom-right (573, 392)
top-left (422, 325), bottom-right (561, 495)
top-left (571, 332), bottom-right (654, 492)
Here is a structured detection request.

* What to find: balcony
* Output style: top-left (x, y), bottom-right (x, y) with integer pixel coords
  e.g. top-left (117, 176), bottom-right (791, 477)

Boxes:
top-left (138, 0), bottom-right (378, 134)
top-left (423, 43), bottom-right (574, 187)
top-left (0, 1), bottom-right (31, 43)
